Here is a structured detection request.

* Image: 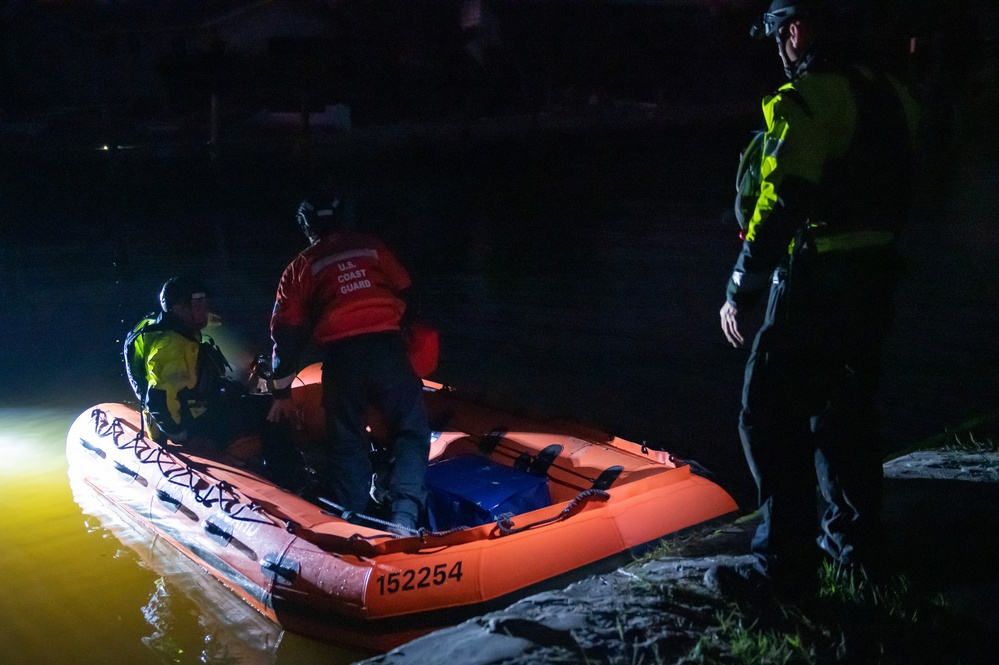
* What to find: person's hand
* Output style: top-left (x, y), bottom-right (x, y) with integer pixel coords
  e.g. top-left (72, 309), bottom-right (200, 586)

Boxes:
top-left (267, 397), bottom-right (303, 430)
top-left (720, 300), bottom-right (745, 348)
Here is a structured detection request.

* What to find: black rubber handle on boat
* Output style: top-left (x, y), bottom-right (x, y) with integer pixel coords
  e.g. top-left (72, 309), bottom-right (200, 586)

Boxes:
top-left (205, 520), bottom-right (233, 544)
top-left (114, 461), bottom-right (138, 480)
top-left (156, 489), bottom-right (181, 507)
top-left (79, 438), bottom-right (106, 459)
top-left (155, 489), bottom-right (200, 521)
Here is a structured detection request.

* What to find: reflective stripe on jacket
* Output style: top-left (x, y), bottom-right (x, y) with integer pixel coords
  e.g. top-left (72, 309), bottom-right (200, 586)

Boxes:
top-left (726, 63), bottom-right (919, 308)
top-left (270, 232), bottom-right (411, 389)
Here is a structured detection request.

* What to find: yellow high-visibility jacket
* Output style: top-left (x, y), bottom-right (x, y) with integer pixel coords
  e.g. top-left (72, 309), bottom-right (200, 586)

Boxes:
top-left (125, 313), bottom-right (223, 442)
top-left (726, 62), bottom-right (920, 308)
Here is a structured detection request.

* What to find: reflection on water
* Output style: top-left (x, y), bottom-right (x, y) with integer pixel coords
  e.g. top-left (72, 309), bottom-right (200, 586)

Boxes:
top-left (71, 477), bottom-right (284, 665)
top-left (0, 407), bottom-right (362, 665)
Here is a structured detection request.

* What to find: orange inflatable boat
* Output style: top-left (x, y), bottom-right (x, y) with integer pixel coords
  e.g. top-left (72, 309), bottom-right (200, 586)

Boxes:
top-left (66, 364), bottom-right (737, 653)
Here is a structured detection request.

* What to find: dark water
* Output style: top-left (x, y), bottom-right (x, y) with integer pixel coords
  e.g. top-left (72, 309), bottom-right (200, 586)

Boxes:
top-left (2, 121), bottom-right (766, 489)
top-left (2, 118), bottom-right (996, 663)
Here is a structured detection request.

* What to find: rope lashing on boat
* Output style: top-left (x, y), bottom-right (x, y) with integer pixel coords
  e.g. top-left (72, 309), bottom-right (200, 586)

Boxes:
top-left (91, 407), bottom-right (116, 438)
top-left (92, 409), bottom-right (189, 481)
top-left (92, 408), bottom-right (161, 463)
top-left (86, 407), bottom-right (285, 528)
top-left (163, 464), bottom-right (201, 490)
top-left (189, 479), bottom-right (276, 525)
top-left (496, 488), bottom-right (610, 536)
top-left (195, 479), bottom-right (235, 507)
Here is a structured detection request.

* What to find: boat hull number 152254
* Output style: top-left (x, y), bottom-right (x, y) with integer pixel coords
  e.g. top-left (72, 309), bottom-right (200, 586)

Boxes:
top-left (375, 561), bottom-right (464, 595)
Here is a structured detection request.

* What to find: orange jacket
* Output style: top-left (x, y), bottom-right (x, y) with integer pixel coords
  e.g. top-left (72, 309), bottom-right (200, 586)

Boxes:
top-left (270, 232), bottom-right (411, 390)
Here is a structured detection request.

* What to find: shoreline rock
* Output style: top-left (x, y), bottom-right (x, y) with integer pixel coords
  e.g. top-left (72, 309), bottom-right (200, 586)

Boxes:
top-left (359, 449), bottom-right (999, 664)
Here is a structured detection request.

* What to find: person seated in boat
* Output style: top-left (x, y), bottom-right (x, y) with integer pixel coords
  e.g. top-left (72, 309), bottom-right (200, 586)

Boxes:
top-left (266, 193), bottom-right (431, 535)
top-left (124, 275), bottom-right (301, 487)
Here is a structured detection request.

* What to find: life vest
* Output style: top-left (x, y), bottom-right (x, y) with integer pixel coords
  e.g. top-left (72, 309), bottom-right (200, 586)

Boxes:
top-left (122, 313), bottom-right (238, 409)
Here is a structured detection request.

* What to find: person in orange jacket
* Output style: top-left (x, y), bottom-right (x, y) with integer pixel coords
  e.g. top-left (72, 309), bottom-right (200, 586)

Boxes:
top-left (267, 194), bottom-right (431, 534)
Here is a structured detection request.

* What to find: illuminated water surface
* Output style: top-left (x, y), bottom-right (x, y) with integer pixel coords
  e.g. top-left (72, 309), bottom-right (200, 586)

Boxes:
top-left (0, 407), bottom-right (362, 665)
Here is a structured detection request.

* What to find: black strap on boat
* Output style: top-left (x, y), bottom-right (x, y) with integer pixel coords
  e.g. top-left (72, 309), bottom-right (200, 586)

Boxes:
top-left (156, 489), bottom-right (182, 511)
top-left (113, 461), bottom-right (140, 483)
top-left (512, 451), bottom-right (532, 472)
top-left (204, 518), bottom-right (234, 546)
top-left (261, 553), bottom-right (300, 585)
top-left (476, 431), bottom-right (625, 488)
top-left (669, 454), bottom-right (717, 481)
top-left (496, 488), bottom-right (609, 536)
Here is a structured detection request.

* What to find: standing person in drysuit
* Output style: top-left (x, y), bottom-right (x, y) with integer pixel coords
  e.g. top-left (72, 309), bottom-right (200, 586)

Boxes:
top-left (124, 276), bottom-right (300, 486)
top-left (266, 195), bottom-right (431, 535)
top-left (706, 0), bottom-right (920, 600)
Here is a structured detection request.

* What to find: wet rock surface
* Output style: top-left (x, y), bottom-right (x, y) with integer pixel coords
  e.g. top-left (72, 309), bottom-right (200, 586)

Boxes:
top-left (883, 450), bottom-right (999, 482)
top-left (360, 449), bottom-right (999, 665)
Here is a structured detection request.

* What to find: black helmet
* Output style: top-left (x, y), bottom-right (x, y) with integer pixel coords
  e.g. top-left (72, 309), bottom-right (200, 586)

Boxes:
top-left (751, 0), bottom-right (819, 40)
top-left (159, 275), bottom-right (209, 312)
top-left (297, 195), bottom-right (346, 244)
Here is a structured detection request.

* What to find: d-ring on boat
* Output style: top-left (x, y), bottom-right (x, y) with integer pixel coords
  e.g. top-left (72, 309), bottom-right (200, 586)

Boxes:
top-left (66, 363), bottom-right (737, 653)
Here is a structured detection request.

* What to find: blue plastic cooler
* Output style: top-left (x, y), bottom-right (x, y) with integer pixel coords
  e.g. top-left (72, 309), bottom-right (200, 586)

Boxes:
top-left (425, 455), bottom-right (551, 531)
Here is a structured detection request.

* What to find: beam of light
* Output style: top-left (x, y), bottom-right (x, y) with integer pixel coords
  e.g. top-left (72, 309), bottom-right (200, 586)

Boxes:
top-left (204, 323), bottom-right (267, 386)
top-left (0, 408), bottom-right (75, 479)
